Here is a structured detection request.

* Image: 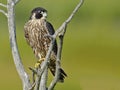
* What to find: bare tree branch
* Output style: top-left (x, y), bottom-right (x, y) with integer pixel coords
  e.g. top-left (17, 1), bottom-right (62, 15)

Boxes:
top-left (14, 0), bottom-right (21, 5)
top-left (0, 3), bottom-right (7, 8)
top-left (34, 65), bottom-right (48, 90)
top-left (7, 0), bottom-right (31, 90)
top-left (34, 74), bottom-right (41, 90)
top-left (54, 0), bottom-right (84, 36)
top-left (0, 9), bottom-right (8, 17)
top-left (39, 67), bottom-right (48, 90)
top-left (66, 0), bottom-right (84, 24)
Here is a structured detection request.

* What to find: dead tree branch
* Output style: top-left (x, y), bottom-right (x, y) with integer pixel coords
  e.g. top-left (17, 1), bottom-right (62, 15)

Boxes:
top-left (7, 0), bottom-right (31, 90)
top-left (55, 0), bottom-right (84, 36)
top-left (0, 9), bottom-right (8, 17)
top-left (14, 0), bottom-right (21, 5)
top-left (39, 67), bottom-right (48, 90)
top-left (0, 3), bottom-right (7, 8)
top-left (0, 3), bottom-right (8, 17)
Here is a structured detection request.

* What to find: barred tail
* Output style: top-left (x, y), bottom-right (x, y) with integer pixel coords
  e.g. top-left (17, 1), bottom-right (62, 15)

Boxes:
top-left (49, 66), bottom-right (67, 82)
top-left (58, 68), bottom-right (67, 82)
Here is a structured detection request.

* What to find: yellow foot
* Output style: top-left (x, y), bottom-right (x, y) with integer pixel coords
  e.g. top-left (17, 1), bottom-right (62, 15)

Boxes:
top-left (35, 58), bottom-right (45, 68)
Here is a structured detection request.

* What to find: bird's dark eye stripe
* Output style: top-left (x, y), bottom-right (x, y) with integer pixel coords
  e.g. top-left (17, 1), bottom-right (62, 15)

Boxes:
top-left (35, 13), bottom-right (42, 19)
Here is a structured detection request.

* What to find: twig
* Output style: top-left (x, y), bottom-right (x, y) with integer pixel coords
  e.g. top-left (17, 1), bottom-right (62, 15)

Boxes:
top-left (0, 3), bottom-right (7, 8)
top-left (54, 0), bottom-right (84, 36)
top-left (39, 66), bottom-right (48, 90)
top-left (29, 83), bottom-right (36, 90)
top-left (34, 73), bottom-right (41, 90)
top-left (66, 0), bottom-right (84, 23)
top-left (48, 0), bottom-right (84, 89)
top-left (29, 67), bottom-right (37, 75)
top-left (14, 0), bottom-right (21, 4)
top-left (34, 65), bottom-right (48, 90)
top-left (29, 67), bottom-right (37, 86)
top-left (0, 9), bottom-right (8, 17)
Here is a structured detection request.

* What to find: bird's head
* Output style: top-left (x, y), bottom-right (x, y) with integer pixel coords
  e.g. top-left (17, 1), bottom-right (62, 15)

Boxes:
top-left (30, 7), bottom-right (47, 20)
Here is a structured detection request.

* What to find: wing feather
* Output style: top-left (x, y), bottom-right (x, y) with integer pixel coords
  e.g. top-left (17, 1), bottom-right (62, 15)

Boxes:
top-left (46, 22), bottom-right (57, 55)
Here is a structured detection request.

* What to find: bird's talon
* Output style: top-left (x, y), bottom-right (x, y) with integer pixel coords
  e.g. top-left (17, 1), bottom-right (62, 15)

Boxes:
top-left (35, 58), bottom-right (45, 68)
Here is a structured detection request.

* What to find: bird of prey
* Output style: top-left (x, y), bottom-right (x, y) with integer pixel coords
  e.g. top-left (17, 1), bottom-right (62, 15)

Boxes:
top-left (24, 7), bottom-right (67, 82)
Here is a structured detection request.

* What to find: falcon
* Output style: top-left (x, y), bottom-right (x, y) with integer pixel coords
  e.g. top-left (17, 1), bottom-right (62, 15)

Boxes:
top-left (24, 7), bottom-right (67, 82)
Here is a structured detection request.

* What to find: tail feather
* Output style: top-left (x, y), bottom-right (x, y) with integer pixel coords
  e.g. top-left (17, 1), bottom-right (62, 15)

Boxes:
top-left (58, 68), bottom-right (67, 82)
top-left (49, 66), bottom-right (67, 82)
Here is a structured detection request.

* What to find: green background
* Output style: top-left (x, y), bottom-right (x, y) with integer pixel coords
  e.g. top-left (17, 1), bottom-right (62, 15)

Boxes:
top-left (0, 0), bottom-right (120, 90)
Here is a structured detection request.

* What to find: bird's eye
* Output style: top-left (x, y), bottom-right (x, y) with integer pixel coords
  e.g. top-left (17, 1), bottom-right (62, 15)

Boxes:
top-left (35, 12), bottom-right (42, 19)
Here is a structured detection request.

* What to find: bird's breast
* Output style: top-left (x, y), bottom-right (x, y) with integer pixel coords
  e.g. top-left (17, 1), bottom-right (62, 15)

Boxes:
top-left (28, 20), bottom-right (51, 58)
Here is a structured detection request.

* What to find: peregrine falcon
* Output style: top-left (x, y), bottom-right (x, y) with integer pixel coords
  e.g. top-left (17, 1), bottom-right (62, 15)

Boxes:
top-left (24, 7), bottom-right (67, 82)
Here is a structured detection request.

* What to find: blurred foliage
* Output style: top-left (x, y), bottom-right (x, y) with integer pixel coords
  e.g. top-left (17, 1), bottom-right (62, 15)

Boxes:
top-left (0, 0), bottom-right (120, 90)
